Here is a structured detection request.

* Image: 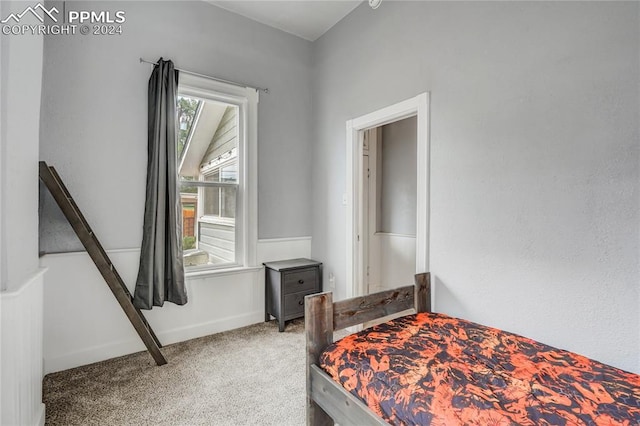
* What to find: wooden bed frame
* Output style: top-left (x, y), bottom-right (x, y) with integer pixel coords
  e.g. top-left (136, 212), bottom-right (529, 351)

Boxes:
top-left (304, 272), bottom-right (431, 426)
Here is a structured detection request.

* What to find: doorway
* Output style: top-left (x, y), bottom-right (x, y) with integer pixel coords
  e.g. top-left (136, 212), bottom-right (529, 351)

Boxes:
top-left (345, 93), bottom-right (430, 299)
top-left (362, 117), bottom-right (418, 294)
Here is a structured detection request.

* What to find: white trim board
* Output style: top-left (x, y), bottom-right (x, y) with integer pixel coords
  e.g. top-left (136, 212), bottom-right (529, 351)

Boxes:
top-left (345, 93), bottom-right (430, 300)
top-left (257, 236), bottom-right (312, 263)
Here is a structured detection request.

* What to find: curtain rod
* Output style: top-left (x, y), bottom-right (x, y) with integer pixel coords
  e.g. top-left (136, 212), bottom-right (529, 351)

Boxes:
top-left (139, 58), bottom-right (269, 94)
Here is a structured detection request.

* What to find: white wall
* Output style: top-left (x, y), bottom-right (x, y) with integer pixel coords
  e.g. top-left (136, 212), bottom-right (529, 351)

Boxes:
top-left (312, 1), bottom-right (639, 373)
top-left (1, 1), bottom-right (46, 423)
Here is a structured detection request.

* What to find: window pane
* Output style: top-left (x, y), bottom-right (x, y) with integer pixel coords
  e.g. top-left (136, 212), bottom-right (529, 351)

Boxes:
top-left (220, 163), bottom-right (237, 183)
top-left (203, 186), bottom-right (220, 216)
top-left (202, 170), bottom-right (220, 216)
top-left (200, 105), bottom-right (238, 166)
top-left (177, 99), bottom-right (240, 270)
top-left (180, 176), bottom-right (198, 193)
top-left (177, 97), bottom-right (201, 160)
top-left (221, 186), bottom-right (236, 219)
top-left (180, 196), bottom-right (197, 249)
top-left (198, 221), bottom-right (235, 267)
top-left (180, 189), bottom-right (208, 267)
top-left (204, 171), bottom-right (220, 182)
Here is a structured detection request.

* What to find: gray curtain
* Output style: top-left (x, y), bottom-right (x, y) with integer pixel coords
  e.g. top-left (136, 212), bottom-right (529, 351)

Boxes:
top-left (133, 58), bottom-right (188, 310)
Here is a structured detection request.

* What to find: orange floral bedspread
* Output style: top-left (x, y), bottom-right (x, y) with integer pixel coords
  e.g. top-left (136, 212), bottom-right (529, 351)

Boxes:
top-left (319, 312), bottom-right (640, 425)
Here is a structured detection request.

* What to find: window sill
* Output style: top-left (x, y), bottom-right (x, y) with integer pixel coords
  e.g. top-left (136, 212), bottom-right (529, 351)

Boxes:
top-left (185, 265), bottom-right (262, 279)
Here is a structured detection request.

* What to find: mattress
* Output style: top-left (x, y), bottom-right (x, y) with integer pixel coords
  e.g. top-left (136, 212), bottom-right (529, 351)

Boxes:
top-left (319, 312), bottom-right (640, 425)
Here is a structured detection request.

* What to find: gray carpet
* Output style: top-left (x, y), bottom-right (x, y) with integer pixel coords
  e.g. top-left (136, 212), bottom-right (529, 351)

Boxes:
top-left (43, 319), bottom-right (309, 426)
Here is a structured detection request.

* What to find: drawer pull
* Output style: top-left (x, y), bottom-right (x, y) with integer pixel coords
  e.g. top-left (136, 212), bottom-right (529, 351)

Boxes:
top-left (298, 300), bottom-right (304, 306)
top-left (298, 279), bottom-right (305, 284)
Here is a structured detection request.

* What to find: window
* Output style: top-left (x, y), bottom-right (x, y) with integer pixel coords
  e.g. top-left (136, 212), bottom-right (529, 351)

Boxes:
top-left (176, 74), bottom-right (258, 272)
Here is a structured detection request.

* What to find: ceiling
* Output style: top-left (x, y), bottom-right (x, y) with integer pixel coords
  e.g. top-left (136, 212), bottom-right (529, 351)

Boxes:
top-left (206, 1), bottom-right (363, 42)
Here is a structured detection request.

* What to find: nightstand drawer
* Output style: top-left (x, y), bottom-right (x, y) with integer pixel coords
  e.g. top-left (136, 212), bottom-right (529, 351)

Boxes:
top-left (283, 268), bottom-right (317, 294)
top-left (283, 290), bottom-right (313, 319)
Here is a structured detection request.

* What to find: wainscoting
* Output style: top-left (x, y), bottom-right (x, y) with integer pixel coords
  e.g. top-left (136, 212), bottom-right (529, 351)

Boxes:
top-left (370, 233), bottom-right (416, 293)
top-left (40, 237), bottom-right (311, 373)
top-left (1, 268), bottom-right (47, 426)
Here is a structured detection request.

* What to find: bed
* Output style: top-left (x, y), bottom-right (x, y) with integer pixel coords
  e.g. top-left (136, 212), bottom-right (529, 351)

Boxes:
top-left (304, 273), bottom-right (640, 425)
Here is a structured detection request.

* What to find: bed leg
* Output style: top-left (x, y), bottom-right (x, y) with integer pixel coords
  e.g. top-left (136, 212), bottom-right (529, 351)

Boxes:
top-left (305, 292), bottom-right (334, 425)
top-left (308, 400), bottom-right (333, 426)
top-left (415, 272), bottom-right (431, 313)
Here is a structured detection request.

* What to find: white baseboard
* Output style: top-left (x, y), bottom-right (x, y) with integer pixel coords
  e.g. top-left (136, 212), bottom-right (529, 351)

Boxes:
top-left (158, 309), bottom-right (265, 345)
top-left (45, 310), bottom-right (265, 373)
top-left (45, 338), bottom-right (147, 374)
top-left (35, 403), bottom-right (46, 426)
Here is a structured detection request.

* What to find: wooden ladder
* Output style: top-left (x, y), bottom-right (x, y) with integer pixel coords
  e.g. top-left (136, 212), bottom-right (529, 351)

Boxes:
top-left (39, 161), bottom-right (167, 366)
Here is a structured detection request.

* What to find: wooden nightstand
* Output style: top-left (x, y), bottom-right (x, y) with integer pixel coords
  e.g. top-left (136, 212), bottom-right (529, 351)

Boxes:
top-left (264, 258), bottom-right (322, 332)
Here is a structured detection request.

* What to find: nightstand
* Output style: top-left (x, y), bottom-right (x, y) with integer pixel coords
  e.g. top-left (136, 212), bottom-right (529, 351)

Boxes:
top-left (264, 258), bottom-right (322, 332)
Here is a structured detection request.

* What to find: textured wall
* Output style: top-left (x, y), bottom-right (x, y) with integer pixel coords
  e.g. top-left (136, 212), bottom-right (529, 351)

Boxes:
top-left (311, 1), bottom-right (639, 373)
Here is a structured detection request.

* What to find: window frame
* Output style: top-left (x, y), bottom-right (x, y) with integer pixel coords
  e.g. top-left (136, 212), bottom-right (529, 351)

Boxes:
top-left (178, 74), bottom-right (258, 274)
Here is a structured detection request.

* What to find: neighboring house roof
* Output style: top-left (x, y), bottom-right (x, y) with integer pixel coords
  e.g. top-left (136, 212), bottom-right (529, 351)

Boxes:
top-left (178, 101), bottom-right (228, 177)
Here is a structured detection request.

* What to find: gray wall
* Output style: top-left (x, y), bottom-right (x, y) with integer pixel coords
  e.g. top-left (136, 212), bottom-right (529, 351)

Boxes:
top-left (39, 0), bottom-right (313, 253)
top-left (311, 1), bottom-right (639, 373)
top-left (1, 1), bottom-right (43, 291)
top-left (379, 116), bottom-right (417, 235)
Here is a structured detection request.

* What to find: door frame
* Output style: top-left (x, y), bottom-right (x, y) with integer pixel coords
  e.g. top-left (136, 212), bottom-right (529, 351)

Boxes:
top-left (345, 93), bottom-right (430, 299)
top-left (361, 127), bottom-right (381, 295)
